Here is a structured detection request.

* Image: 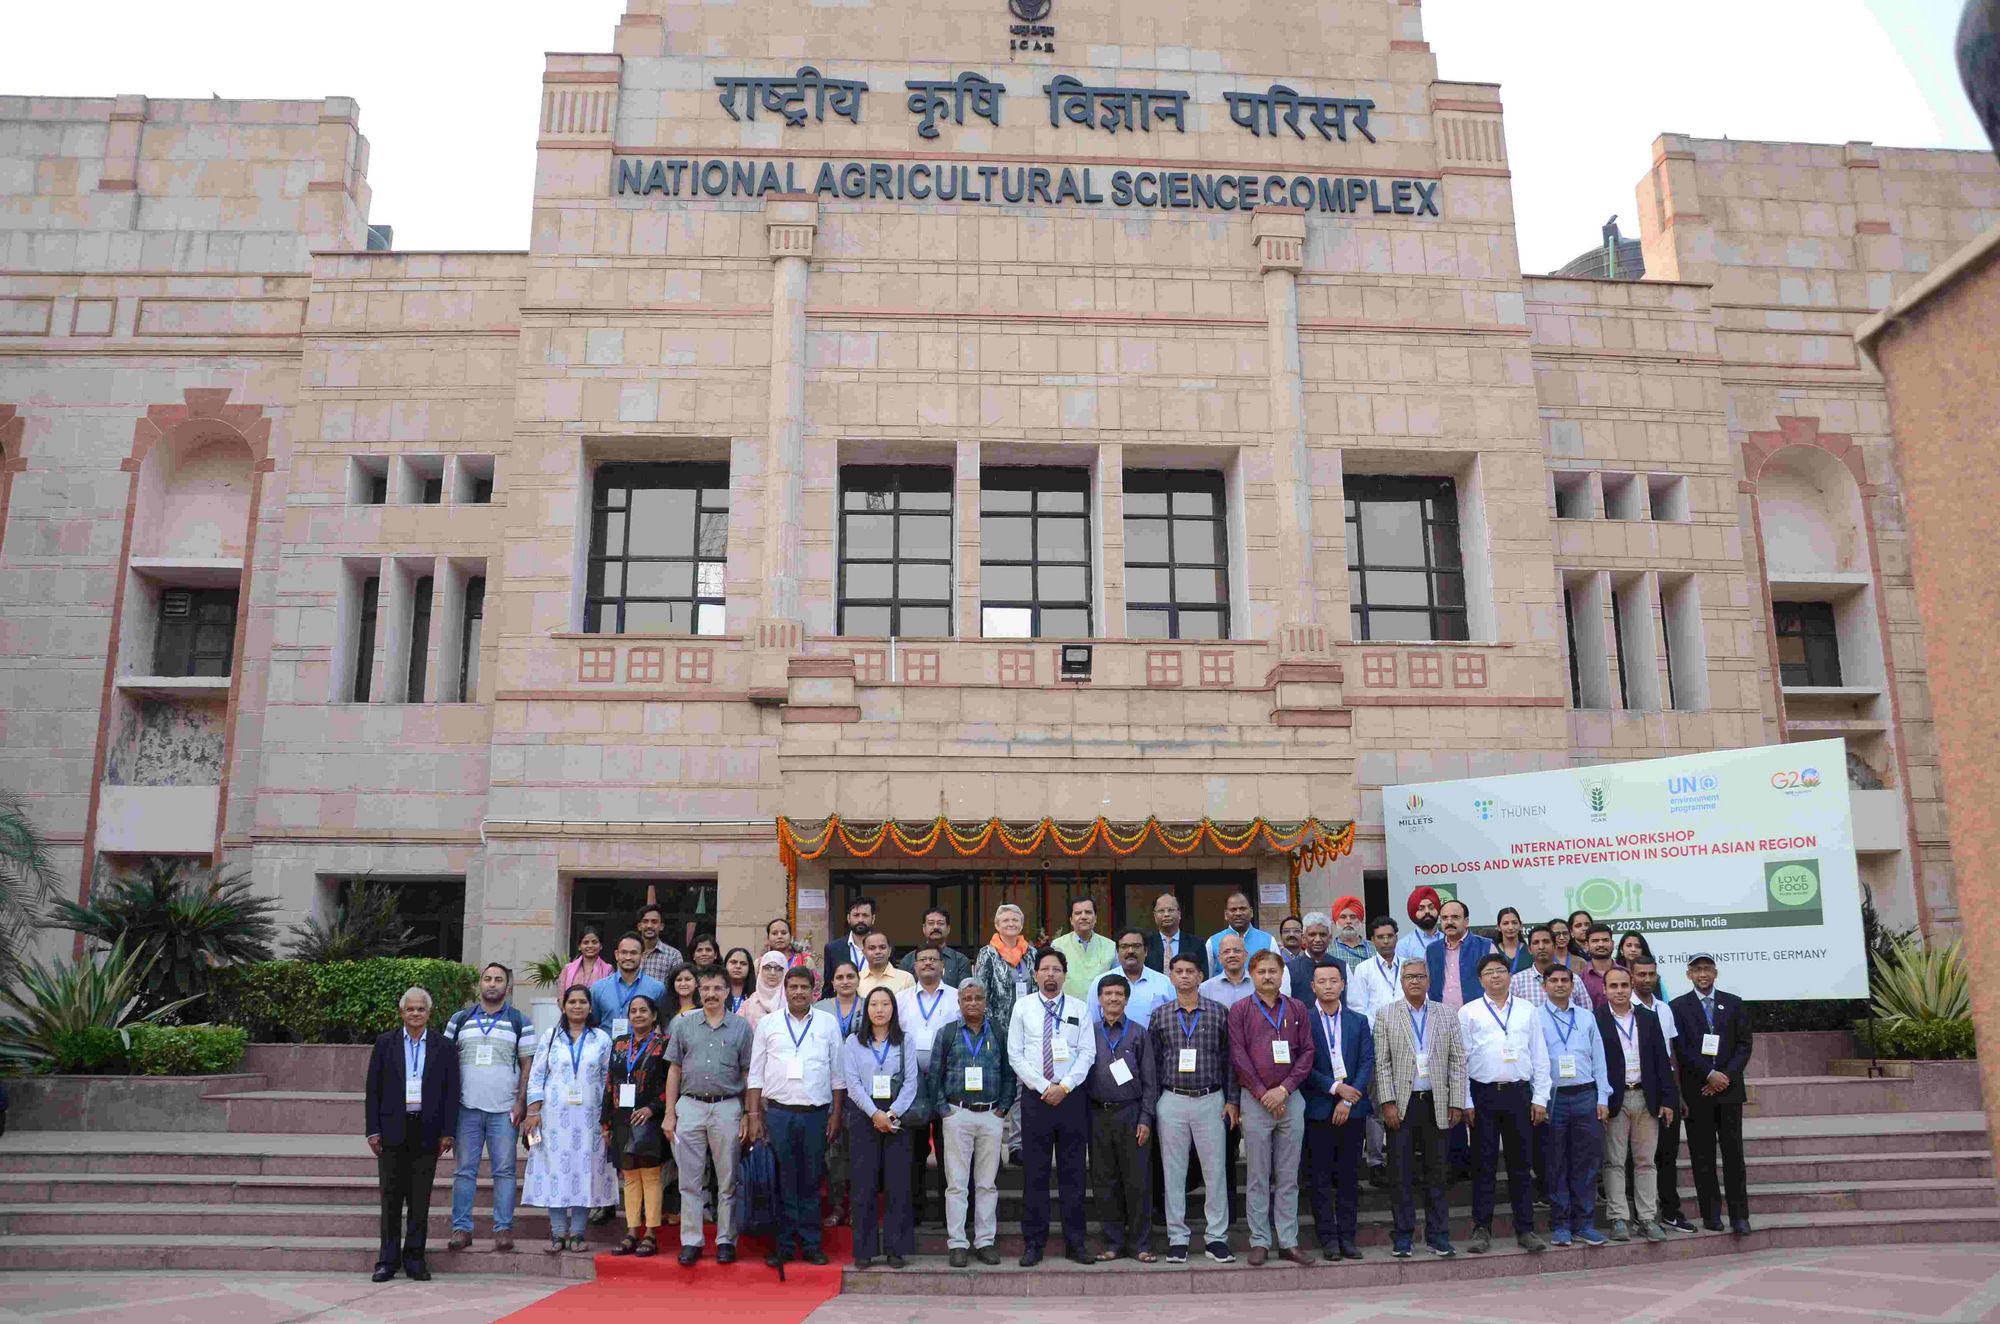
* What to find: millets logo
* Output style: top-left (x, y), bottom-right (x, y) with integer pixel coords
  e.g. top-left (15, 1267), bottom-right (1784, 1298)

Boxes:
top-left (1393, 791), bottom-right (1433, 828)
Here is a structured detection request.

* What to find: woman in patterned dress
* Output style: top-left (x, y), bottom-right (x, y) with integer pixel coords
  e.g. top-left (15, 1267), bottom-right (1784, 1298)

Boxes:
top-left (522, 984), bottom-right (618, 1253)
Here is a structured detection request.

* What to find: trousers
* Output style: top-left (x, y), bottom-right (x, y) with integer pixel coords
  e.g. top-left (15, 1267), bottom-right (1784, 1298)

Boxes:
top-left (1088, 1101), bottom-right (1151, 1256)
top-left (1303, 1110), bottom-right (1364, 1247)
top-left (765, 1104), bottom-right (829, 1255)
top-left (1386, 1090), bottom-right (1449, 1243)
top-left (847, 1103), bottom-right (913, 1259)
top-left (1683, 1089), bottom-right (1749, 1222)
top-left (620, 1164), bottom-right (665, 1230)
top-left (672, 1094), bottom-right (742, 1244)
top-left (451, 1107), bottom-right (518, 1233)
top-left (1240, 1089), bottom-right (1301, 1250)
top-left (1155, 1089), bottom-right (1229, 1247)
top-left (1469, 1078), bottom-right (1535, 1232)
top-left (1539, 1084), bottom-right (1603, 1234)
top-left (1019, 1089), bottom-right (1089, 1256)
top-left (376, 1130), bottom-right (440, 1266)
top-left (941, 1105), bottom-right (1003, 1249)
top-left (1604, 1093), bottom-right (1660, 1224)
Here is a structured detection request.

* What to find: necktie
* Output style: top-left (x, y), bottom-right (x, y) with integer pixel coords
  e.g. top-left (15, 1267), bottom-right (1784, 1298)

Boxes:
top-left (1702, 996), bottom-right (1714, 1029)
top-left (1042, 1003), bottom-right (1056, 1077)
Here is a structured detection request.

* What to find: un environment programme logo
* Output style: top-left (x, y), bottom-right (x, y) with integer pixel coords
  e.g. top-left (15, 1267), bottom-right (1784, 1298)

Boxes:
top-left (1666, 772), bottom-right (1722, 815)
top-left (1567, 876), bottom-right (1642, 920)
top-left (1766, 858), bottom-right (1823, 912)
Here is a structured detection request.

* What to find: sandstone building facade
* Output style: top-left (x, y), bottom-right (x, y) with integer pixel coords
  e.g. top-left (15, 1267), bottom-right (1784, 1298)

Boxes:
top-left (0, 0), bottom-right (1984, 967)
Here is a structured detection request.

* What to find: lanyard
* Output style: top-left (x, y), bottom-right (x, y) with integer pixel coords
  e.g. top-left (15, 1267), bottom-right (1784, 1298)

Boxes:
top-left (1254, 996), bottom-right (1287, 1034)
top-left (1549, 1007), bottom-right (1577, 1049)
top-left (785, 1013), bottom-right (814, 1053)
top-left (1105, 1020), bottom-right (1128, 1055)
top-left (836, 997), bottom-right (859, 1037)
top-left (868, 1035), bottom-right (893, 1068)
top-left (1176, 1005), bottom-right (1202, 1041)
top-left (1320, 1008), bottom-right (1341, 1053)
top-left (1377, 956), bottom-right (1395, 986)
top-left (624, 1030), bottom-right (655, 1076)
top-left (1411, 1005), bottom-right (1428, 1053)
top-left (728, 994), bottom-right (744, 1013)
top-left (472, 1007), bottom-right (502, 1038)
top-left (1613, 1012), bottom-right (1637, 1049)
top-left (565, 1025), bottom-right (587, 1077)
top-left (404, 1034), bottom-right (425, 1079)
top-left (1482, 995), bottom-right (1513, 1037)
top-left (916, 987), bottom-right (946, 1024)
top-left (960, 1023), bottom-right (989, 1060)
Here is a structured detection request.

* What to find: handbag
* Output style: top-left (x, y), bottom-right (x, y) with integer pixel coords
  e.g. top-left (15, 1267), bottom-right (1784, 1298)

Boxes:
top-left (623, 1115), bottom-right (665, 1164)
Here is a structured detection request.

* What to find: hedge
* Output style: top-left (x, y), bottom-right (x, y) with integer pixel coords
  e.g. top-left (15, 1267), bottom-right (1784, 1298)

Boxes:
top-left (44, 1024), bottom-right (248, 1075)
top-left (210, 959), bottom-right (478, 1044)
top-left (1852, 1018), bottom-right (1977, 1061)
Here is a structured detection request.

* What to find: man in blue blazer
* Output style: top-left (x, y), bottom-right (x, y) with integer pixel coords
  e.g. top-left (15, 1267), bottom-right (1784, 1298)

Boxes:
top-left (1595, 965), bottom-right (1679, 1242)
top-left (1424, 900), bottom-right (1495, 1012)
top-left (1299, 958), bottom-right (1374, 1261)
top-left (1669, 954), bottom-right (1752, 1235)
top-left (364, 987), bottom-right (461, 1282)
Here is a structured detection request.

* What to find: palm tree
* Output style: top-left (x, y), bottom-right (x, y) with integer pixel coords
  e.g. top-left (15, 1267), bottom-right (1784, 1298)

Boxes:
top-left (0, 790), bottom-right (60, 984)
top-left (49, 856), bottom-right (277, 1016)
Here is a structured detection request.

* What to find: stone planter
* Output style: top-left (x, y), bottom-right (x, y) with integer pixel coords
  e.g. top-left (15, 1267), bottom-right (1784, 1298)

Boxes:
top-left (1830, 1057), bottom-right (1983, 1111)
top-left (4, 1072), bottom-right (265, 1132)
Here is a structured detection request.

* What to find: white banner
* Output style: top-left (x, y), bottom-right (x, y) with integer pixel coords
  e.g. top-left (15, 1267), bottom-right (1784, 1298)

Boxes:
top-left (1384, 740), bottom-right (1865, 1000)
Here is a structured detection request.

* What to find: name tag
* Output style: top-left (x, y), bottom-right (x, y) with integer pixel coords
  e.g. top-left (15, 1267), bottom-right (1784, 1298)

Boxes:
top-left (1271, 1039), bottom-right (1291, 1066)
top-left (405, 1078), bottom-right (423, 1107)
top-left (1332, 1058), bottom-right (1347, 1081)
top-left (1701, 1032), bottom-right (1721, 1057)
top-left (474, 1044), bottom-right (496, 1068)
top-left (1051, 1038), bottom-right (1072, 1065)
top-left (618, 1083), bottom-right (637, 1108)
top-left (564, 1085), bottom-right (584, 1106)
top-left (1109, 1058), bottom-right (1133, 1086)
top-left (1558, 1054), bottom-right (1578, 1079)
top-left (1501, 1043), bottom-right (1518, 1064)
top-left (871, 1073), bottom-right (893, 1101)
top-left (613, 1017), bottom-right (630, 1039)
top-left (964, 1066), bottom-right (984, 1093)
top-left (1413, 1052), bottom-right (1429, 1077)
top-left (786, 1054), bottom-right (805, 1080)
top-left (1178, 1048), bottom-right (1198, 1074)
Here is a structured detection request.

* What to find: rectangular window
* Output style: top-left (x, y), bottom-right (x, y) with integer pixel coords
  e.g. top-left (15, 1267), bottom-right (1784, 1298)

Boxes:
top-left (1775, 600), bottom-right (1842, 687)
top-left (405, 575), bottom-right (434, 701)
top-left (154, 588), bottom-right (238, 678)
top-left (352, 576), bottom-right (380, 701)
top-left (569, 878), bottom-right (718, 957)
top-left (837, 465), bottom-right (953, 637)
top-left (455, 575), bottom-right (485, 703)
top-left (1124, 470), bottom-right (1229, 640)
top-left (585, 462), bottom-right (728, 636)
top-left (980, 467), bottom-right (1092, 638)
top-left (1344, 476), bottom-right (1467, 642)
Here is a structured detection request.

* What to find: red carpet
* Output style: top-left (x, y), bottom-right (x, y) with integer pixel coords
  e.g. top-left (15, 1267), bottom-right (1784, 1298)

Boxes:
top-left (501, 1225), bottom-right (851, 1324)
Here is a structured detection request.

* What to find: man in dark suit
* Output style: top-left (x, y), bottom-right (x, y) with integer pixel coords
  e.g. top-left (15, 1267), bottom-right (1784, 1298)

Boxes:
top-left (1669, 953), bottom-right (1752, 1235)
top-left (1596, 965), bottom-right (1679, 1242)
top-left (821, 894), bottom-right (875, 997)
top-left (1143, 893), bottom-right (1207, 978)
top-left (364, 986), bottom-right (460, 1282)
top-left (1300, 958), bottom-right (1373, 1261)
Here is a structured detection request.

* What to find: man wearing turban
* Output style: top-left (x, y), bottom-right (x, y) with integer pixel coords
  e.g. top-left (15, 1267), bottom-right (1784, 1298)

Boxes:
top-left (1395, 886), bottom-right (1446, 965)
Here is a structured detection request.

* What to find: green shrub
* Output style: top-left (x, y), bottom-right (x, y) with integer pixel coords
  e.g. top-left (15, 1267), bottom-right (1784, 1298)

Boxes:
top-left (284, 878), bottom-right (417, 964)
top-left (0, 938), bottom-right (197, 1070)
top-left (210, 958), bottom-right (477, 1044)
top-left (48, 858), bottom-right (277, 1018)
top-left (49, 1025), bottom-right (129, 1073)
top-left (1870, 939), bottom-right (1970, 1024)
top-left (1853, 1017), bottom-right (1977, 1061)
top-left (126, 1023), bottom-right (248, 1076)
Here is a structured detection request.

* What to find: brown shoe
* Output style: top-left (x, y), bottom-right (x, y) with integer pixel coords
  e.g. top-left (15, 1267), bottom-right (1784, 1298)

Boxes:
top-left (1247, 1246), bottom-right (1268, 1266)
top-left (446, 1231), bottom-right (473, 1252)
top-left (494, 1232), bottom-right (514, 1252)
top-left (1280, 1247), bottom-right (1309, 1266)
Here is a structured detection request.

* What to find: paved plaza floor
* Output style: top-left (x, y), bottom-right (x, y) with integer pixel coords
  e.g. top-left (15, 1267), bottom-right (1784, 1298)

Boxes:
top-left (2, 1245), bottom-right (1999, 1322)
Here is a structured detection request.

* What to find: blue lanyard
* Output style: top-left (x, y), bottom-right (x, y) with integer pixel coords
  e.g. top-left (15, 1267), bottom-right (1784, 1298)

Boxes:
top-left (1320, 1008), bottom-right (1341, 1053)
top-left (1254, 996), bottom-right (1287, 1035)
top-left (1613, 1013), bottom-right (1637, 1050)
top-left (960, 1024), bottom-right (989, 1059)
top-left (1176, 1006), bottom-right (1202, 1040)
top-left (404, 1034), bottom-right (425, 1079)
top-left (472, 1007), bottom-right (502, 1038)
top-left (916, 987), bottom-right (946, 1024)
top-left (786, 1013), bottom-right (814, 1053)
top-left (624, 1030), bottom-right (655, 1076)
top-left (565, 1025), bottom-right (587, 1078)
top-left (836, 998), bottom-right (859, 1037)
top-left (1549, 1007), bottom-right (1577, 1049)
top-left (1377, 956), bottom-right (1396, 986)
top-left (1411, 1005), bottom-right (1428, 1052)
top-left (1105, 1021), bottom-right (1128, 1055)
top-left (1043, 998), bottom-right (1064, 1031)
top-left (728, 994), bottom-right (744, 1013)
top-left (1482, 996), bottom-right (1513, 1036)
top-left (869, 1036), bottom-right (893, 1068)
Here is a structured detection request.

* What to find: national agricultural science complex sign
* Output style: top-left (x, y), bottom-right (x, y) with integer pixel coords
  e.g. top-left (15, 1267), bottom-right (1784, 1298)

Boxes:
top-left (1384, 740), bottom-right (1865, 1001)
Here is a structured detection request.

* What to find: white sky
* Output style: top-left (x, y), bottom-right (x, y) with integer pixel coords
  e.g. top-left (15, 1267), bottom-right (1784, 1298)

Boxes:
top-left (0, 0), bottom-right (1985, 272)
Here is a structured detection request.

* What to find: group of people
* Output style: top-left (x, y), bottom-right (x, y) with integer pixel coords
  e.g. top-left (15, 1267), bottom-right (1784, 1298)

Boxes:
top-left (361, 887), bottom-right (1752, 1279)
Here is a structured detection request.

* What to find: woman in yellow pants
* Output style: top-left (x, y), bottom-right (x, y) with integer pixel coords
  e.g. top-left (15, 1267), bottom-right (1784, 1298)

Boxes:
top-left (603, 994), bottom-right (670, 1256)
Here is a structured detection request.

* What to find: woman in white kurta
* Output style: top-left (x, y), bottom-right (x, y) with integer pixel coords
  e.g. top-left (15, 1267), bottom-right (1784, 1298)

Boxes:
top-left (523, 984), bottom-right (619, 1252)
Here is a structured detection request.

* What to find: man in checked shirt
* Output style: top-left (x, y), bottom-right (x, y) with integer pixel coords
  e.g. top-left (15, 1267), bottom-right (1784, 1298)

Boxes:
top-left (1146, 953), bottom-right (1241, 1264)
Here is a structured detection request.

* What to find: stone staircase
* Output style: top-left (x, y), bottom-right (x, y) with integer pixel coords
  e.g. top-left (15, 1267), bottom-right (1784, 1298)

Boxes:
top-left (0, 1042), bottom-right (1991, 1290)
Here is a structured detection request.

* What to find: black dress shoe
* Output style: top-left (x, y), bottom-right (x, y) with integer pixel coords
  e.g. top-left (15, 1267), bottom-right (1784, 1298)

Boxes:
top-left (854, 1256), bottom-right (874, 1270)
top-left (975, 1245), bottom-right (1001, 1265)
top-left (949, 1248), bottom-right (969, 1268)
top-left (371, 1264), bottom-right (396, 1283)
top-left (886, 1253), bottom-right (907, 1269)
top-left (679, 1246), bottom-right (702, 1266)
top-left (1702, 1217), bottom-right (1725, 1233)
top-left (402, 1258), bottom-right (431, 1282)
top-left (765, 1249), bottom-right (789, 1268)
top-left (803, 1249), bottom-right (829, 1266)
top-left (1019, 1246), bottom-right (1044, 1267)
top-left (1731, 1219), bottom-right (1752, 1237)
top-left (1065, 1249), bottom-right (1093, 1265)
top-left (716, 1243), bottom-right (737, 1264)
top-left (1340, 1241), bottom-right (1363, 1261)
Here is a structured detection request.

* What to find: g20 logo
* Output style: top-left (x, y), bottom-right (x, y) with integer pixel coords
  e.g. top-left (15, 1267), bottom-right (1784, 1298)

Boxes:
top-left (1769, 768), bottom-right (1822, 790)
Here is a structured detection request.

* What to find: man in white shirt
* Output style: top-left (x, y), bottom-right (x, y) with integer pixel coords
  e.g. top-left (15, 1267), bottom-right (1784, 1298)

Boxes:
top-left (1456, 953), bottom-right (1550, 1255)
top-left (1347, 916), bottom-right (1404, 1187)
top-left (1094, 929), bottom-right (1174, 1028)
top-left (1630, 955), bottom-right (1693, 1233)
top-left (896, 946), bottom-right (960, 1227)
top-left (746, 967), bottom-right (842, 1267)
top-left (1007, 949), bottom-right (1096, 1266)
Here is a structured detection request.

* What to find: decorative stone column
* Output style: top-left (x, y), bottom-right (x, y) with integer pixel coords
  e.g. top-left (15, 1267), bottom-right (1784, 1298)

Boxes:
top-left (1253, 207), bottom-right (1326, 656)
top-left (760, 194), bottom-right (817, 635)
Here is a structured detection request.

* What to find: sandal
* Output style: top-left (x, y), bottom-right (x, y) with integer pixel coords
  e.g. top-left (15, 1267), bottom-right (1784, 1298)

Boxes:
top-left (635, 1234), bottom-right (658, 1258)
top-left (1095, 1249), bottom-right (1120, 1262)
top-left (614, 1234), bottom-right (639, 1256)
top-left (1134, 1251), bottom-right (1158, 1263)
top-left (544, 1239), bottom-right (564, 1256)
top-left (566, 1235), bottom-right (588, 1253)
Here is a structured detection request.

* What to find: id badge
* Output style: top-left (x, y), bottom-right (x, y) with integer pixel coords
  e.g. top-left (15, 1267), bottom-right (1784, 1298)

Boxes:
top-left (871, 1073), bottom-right (893, 1101)
top-left (564, 1085), bottom-right (584, 1106)
top-left (612, 1017), bottom-right (630, 1039)
top-left (1558, 1053), bottom-right (1578, 1079)
top-left (474, 1044), bottom-right (496, 1068)
top-left (964, 1066), bottom-right (984, 1092)
top-left (404, 1077), bottom-right (422, 1107)
top-left (1413, 1052), bottom-right (1429, 1078)
top-left (1051, 1038), bottom-right (1072, 1066)
top-left (1109, 1058), bottom-right (1133, 1086)
top-left (1701, 1032), bottom-right (1721, 1057)
top-left (617, 1083), bottom-right (636, 1109)
top-left (786, 1054), bottom-right (804, 1081)
top-left (1178, 1047), bottom-right (1198, 1074)
top-left (1332, 1058), bottom-right (1347, 1081)
top-left (1501, 1044), bottom-right (1518, 1064)
top-left (1271, 1039), bottom-right (1291, 1066)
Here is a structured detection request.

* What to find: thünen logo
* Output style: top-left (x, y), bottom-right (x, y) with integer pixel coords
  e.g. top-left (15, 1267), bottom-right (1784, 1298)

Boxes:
top-left (1475, 798), bottom-right (1493, 821)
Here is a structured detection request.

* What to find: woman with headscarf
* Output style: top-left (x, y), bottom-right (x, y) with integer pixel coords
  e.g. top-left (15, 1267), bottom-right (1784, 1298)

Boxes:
top-left (971, 902), bottom-right (1037, 1163)
top-left (742, 949), bottom-right (789, 1027)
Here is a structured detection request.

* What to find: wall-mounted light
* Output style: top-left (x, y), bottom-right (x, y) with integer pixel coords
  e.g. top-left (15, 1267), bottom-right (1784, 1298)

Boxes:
top-left (1059, 644), bottom-right (1093, 682)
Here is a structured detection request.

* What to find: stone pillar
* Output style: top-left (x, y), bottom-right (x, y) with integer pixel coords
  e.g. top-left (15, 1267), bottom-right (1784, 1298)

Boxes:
top-left (1253, 208), bottom-right (1325, 656)
top-left (761, 195), bottom-right (818, 629)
